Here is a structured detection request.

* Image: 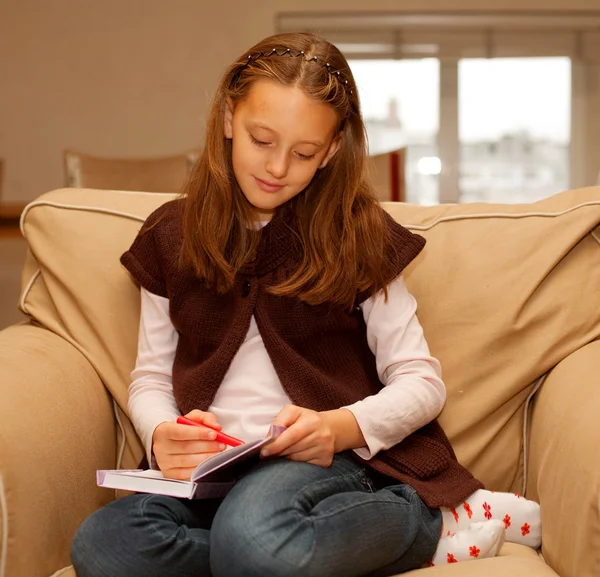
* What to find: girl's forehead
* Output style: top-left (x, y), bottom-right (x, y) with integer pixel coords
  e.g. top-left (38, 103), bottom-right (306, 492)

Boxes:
top-left (237, 79), bottom-right (338, 140)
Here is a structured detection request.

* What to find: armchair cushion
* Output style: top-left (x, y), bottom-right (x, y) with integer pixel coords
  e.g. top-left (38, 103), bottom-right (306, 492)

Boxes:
top-left (0, 323), bottom-right (116, 577)
top-left (527, 340), bottom-right (600, 577)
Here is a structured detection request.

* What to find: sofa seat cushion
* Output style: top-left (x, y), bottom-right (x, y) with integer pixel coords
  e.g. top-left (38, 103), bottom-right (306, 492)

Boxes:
top-left (403, 543), bottom-right (556, 576)
top-left (57, 544), bottom-right (557, 577)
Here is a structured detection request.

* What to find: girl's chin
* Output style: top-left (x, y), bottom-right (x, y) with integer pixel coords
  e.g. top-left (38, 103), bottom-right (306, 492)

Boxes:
top-left (241, 198), bottom-right (276, 221)
top-left (242, 193), bottom-right (283, 215)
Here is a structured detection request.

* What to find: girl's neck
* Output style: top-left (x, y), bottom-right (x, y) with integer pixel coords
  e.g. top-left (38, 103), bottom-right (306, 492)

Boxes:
top-left (255, 212), bottom-right (273, 222)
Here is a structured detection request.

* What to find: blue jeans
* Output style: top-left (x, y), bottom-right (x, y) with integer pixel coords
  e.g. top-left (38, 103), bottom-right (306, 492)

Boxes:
top-left (72, 454), bottom-right (441, 577)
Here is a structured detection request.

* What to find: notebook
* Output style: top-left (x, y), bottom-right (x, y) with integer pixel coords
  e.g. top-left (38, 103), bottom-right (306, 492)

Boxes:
top-left (97, 425), bottom-right (285, 499)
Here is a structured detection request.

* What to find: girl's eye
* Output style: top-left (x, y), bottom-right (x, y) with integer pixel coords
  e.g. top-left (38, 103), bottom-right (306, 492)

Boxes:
top-left (250, 135), bottom-right (270, 147)
top-left (296, 152), bottom-right (316, 161)
top-left (250, 134), bottom-right (315, 161)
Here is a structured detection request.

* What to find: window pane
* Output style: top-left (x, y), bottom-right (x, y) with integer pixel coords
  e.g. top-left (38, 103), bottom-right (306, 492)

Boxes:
top-left (349, 59), bottom-right (440, 204)
top-left (459, 58), bottom-right (571, 203)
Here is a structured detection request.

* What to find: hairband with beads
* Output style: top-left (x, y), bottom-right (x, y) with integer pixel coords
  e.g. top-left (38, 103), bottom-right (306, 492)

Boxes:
top-left (243, 47), bottom-right (354, 96)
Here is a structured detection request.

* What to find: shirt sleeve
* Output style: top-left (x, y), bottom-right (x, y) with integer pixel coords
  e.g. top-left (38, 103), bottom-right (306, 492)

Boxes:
top-left (343, 276), bottom-right (447, 460)
top-left (128, 287), bottom-right (181, 467)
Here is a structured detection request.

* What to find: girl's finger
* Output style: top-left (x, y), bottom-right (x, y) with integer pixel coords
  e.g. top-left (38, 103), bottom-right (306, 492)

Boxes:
top-left (167, 440), bottom-right (227, 455)
top-left (272, 404), bottom-right (303, 428)
top-left (161, 467), bottom-right (198, 481)
top-left (283, 449), bottom-right (317, 462)
top-left (167, 422), bottom-right (219, 441)
top-left (284, 448), bottom-right (333, 467)
top-left (184, 409), bottom-right (222, 430)
top-left (162, 450), bottom-right (225, 470)
top-left (264, 423), bottom-right (313, 455)
top-left (276, 436), bottom-right (317, 457)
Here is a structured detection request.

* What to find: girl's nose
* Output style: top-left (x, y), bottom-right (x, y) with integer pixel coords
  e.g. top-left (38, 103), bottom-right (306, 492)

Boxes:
top-left (265, 150), bottom-right (290, 180)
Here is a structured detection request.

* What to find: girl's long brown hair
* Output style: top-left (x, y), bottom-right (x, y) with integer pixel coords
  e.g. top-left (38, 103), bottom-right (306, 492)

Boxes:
top-left (180, 32), bottom-right (396, 309)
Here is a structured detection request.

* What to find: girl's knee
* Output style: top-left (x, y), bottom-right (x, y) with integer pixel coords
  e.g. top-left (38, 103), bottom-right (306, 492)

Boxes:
top-left (210, 507), bottom-right (313, 577)
top-left (71, 505), bottom-right (117, 575)
top-left (71, 494), bottom-right (162, 576)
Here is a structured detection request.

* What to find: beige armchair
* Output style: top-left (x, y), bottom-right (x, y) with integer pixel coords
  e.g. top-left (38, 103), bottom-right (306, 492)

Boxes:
top-left (63, 149), bottom-right (200, 193)
top-left (1, 187), bottom-right (599, 577)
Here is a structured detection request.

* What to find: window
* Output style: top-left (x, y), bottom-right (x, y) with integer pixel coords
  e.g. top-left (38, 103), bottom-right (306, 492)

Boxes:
top-left (350, 59), bottom-right (440, 204)
top-left (277, 12), bottom-right (600, 204)
top-left (353, 56), bottom-right (572, 204)
top-left (459, 57), bottom-right (571, 203)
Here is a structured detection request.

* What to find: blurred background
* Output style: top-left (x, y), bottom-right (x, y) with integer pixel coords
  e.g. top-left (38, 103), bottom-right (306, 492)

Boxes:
top-left (1, 0), bottom-right (600, 328)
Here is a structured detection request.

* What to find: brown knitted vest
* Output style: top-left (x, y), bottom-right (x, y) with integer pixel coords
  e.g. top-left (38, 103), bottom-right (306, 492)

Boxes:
top-left (121, 199), bottom-right (483, 508)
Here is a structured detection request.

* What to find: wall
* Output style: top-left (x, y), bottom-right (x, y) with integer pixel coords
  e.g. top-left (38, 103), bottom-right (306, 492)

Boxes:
top-left (1, 0), bottom-right (600, 202)
top-left (0, 237), bottom-right (27, 328)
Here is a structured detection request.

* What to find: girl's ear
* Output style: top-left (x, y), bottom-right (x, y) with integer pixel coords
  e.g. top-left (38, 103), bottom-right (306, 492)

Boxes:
top-left (319, 132), bottom-right (343, 168)
top-left (224, 98), bottom-right (234, 139)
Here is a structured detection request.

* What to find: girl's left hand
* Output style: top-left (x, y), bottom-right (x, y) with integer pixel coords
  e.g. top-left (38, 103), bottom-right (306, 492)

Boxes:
top-left (263, 405), bottom-right (336, 467)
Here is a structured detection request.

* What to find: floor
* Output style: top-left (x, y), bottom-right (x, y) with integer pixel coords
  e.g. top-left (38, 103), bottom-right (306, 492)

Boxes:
top-left (0, 237), bottom-right (28, 330)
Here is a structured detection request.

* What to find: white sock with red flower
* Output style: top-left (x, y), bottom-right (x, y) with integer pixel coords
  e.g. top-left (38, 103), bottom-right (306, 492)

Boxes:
top-left (440, 489), bottom-right (541, 549)
top-left (428, 520), bottom-right (506, 567)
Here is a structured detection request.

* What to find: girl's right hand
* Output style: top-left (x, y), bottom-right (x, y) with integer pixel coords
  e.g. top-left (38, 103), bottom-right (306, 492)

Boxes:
top-left (152, 409), bottom-right (227, 480)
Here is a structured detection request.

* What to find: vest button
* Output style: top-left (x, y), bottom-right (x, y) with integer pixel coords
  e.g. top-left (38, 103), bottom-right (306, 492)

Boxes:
top-left (242, 281), bottom-right (251, 297)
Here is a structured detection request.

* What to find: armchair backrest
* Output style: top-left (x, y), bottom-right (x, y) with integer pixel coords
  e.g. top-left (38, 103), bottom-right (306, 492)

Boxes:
top-left (63, 149), bottom-right (200, 193)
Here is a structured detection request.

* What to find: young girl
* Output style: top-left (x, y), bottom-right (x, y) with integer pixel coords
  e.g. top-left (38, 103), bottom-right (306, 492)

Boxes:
top-left (71, 32), bottom-right (540, 577)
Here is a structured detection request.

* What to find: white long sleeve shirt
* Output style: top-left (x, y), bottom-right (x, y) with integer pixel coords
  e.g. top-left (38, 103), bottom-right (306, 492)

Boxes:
top-left (128, 277), bottom-right (446, 465)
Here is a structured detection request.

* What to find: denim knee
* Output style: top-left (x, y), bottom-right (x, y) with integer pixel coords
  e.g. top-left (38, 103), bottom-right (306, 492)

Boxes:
top-left (210, 519), bottom-right (301, 577)
top-left (71, 505), bottom-right (117, 577)
top-left (71, 494), bottom-right (208, 577)
top-left (210, 503), bottom-right (313, 577)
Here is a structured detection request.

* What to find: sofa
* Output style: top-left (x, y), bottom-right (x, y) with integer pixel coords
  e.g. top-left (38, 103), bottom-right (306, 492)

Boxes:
top-left (1, 186), bottom-right (599, 577)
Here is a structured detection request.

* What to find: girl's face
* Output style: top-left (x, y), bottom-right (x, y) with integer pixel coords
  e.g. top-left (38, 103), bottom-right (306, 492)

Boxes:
top-left (224, 79), bottom-right (341, 220)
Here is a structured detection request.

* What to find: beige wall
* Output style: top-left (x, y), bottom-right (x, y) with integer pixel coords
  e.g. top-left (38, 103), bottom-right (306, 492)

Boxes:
top-left (0, 237), bottom-right (27, 328)
top-left (1, 0), bottom-right (600, 203)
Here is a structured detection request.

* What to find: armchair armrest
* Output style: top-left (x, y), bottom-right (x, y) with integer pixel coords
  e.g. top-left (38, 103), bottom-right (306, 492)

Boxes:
top-left (0, 323), bottom-right (117, 577)
top-left (527, 340), bottom-right (600, 577)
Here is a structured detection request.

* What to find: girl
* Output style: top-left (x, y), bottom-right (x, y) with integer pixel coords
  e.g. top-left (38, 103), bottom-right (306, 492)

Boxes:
top-left (72, 32), bottom-right (540, 577)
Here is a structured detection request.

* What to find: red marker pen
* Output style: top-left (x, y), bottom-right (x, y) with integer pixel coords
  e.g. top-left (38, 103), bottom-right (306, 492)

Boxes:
top-left (176, 416), bottom-right (244, 447)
